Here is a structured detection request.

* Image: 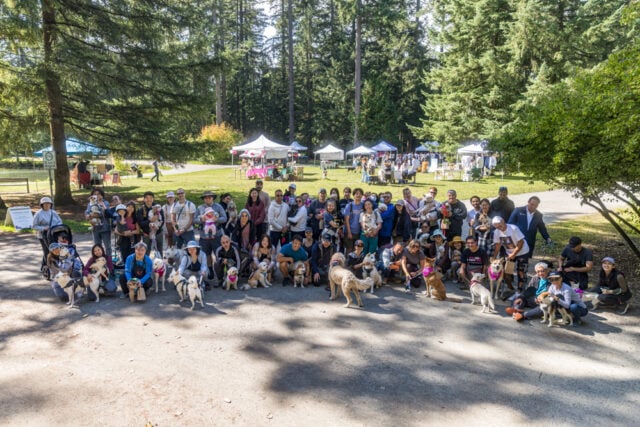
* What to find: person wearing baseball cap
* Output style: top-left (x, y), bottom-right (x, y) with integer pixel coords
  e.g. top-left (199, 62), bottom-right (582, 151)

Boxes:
top-left (196, 190), bottom-right (227, 280)
top-left (309, 232), bottom-right (336, 287)
top-left (558, 236), bottom-right (593, 290)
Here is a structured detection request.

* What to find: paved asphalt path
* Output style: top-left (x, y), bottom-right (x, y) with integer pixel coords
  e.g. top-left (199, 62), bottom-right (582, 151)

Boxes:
top-left (1, 165), bottom-right (637, 426)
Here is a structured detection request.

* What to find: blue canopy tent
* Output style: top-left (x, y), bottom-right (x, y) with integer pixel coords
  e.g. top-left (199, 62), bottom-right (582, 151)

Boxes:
top-left (34, 138), bottom-right (109, 157)
top-left (371, 141), bottom-right (397, 152)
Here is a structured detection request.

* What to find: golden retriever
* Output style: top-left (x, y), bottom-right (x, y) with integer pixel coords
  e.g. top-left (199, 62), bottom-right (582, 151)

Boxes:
top-left (328, 253), bottom-right (373, 308)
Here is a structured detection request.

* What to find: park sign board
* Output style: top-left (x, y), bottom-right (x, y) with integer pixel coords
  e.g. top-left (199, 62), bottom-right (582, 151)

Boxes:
top-left (4, 206), bottom-right (33, 230)
top-left (43, 151), bottom-right (57, 169)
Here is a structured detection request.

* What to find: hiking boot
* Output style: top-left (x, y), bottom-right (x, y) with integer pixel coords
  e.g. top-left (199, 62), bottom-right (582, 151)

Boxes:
top-left (505, 307), bottom-right (516, 315)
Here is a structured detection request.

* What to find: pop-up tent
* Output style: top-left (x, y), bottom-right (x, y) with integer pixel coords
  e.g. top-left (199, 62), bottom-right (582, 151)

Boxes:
top-left (457, 142), bottom-right (489, 155)
top-left (416, 141), bottom-right (439, 152)
top-left (314, 144), bottom-right (344, 160)
top-left (288, 141), bottom-right (307, 151)
top-left (371, 141), bottom-right (397, 152)
top-left (346, 145), bottom-right (376, 156)
top-left (232, 134), bottom-right (290, 159)
top-left (34, 138), bottom-right (109, 157)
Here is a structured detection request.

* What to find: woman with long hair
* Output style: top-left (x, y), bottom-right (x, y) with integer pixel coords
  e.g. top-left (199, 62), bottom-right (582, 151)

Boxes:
top-left (245, 188), bottom-right (266, 238)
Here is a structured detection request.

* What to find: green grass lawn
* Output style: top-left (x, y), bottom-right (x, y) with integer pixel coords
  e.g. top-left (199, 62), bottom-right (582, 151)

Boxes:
top-left (98, 165), bottom-right (551, 206)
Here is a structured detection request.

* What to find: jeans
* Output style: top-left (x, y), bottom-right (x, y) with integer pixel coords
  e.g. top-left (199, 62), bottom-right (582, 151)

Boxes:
top-left (174, 230), bottom-right (195, 249)
top-left (570, 304), bottom-right (588, 321)
top-left (92, 229), bottom-right (112, 258)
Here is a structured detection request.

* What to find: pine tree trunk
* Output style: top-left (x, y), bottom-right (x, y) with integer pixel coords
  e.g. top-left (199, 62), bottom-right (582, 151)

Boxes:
top-left (42, 0), bottom-right (73, 206)
top-left (287, 0), bottom-right (295, 142)
top-left (354, 0), bottom-right (362, 146)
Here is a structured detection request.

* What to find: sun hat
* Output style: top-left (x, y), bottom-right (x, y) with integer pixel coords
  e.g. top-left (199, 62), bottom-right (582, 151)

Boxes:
top-left (48, 242), bottom-right (61, 251)
top-left (115, 204), bottom-right (126, 212)
top-left (186, 240), bottom-right (199, 249)
top-left (448, 236), bottom-right (464, 246)
top-left (201, 190), bottom-right (216, 199)
top-left (40, 196), bottom-right (53, 207)
top-left (601, 257), bottom-right (615, 264)
top-left (166, 191), bottom-right (175, 198)
top-left (430, 230), bottom-right (445, 240)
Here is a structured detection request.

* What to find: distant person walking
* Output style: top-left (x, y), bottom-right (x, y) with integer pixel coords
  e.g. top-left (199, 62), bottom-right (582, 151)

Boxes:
top-left (150, 159), bottom-right (161, 182)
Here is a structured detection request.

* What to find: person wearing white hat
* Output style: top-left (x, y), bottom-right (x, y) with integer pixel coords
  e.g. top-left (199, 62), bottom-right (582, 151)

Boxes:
top-left (33, 196), bottom-right (63, 261)
top-left (178, 240), bottom-right (209, 285)
top-left (492, 215), bottom-right (529, 292)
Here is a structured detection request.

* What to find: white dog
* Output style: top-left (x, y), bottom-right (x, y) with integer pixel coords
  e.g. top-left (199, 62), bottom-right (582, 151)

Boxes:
top-left (152, 257), bottom-right (167, 293)
top-left (487, 258), bottom-right (505, 300)
top-left (246, 261), bottom-right (272, 289)
top-left (163, 246), bottom-right (184, 271)
top-left (148, 205), bottom-right (163, 240)
top-left (169, 269), bottom-right (188, 303)
top-left (469, 273), bottom-right (496, 313)
top-left (361, 253), bottom-right (382, 293)
top-left (187, 276), bottom-right (205, 310)
top-left (417, 194), bottom-right (438, 223)
top-left (82, 273), bottom-right (101, 303)
top-left (55, 271), bottom-right (77, 308)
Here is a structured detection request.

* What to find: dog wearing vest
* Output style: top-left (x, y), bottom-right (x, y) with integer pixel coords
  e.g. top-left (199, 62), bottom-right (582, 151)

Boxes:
top-left (152, 257), bottom-right (167, 293)
top-left (224, 267), bottom-right (239, 291)
top-left (487, 258), bottom-right (505, 300)
top-left (169, 270), bottom-right (189, 303)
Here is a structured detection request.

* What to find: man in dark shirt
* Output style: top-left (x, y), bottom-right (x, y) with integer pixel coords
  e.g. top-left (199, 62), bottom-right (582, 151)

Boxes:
top-left (489, 186), bottom-right (515, 221)
top-left (310, 233), bottom-right (336, 287)
top-left (459, 236), bottom-right (488, 287)
top-left (558, 236), bottom-right (593, 290)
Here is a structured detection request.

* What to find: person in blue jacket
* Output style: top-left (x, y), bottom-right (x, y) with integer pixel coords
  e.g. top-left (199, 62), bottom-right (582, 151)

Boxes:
top-left (119, 241), bottom-right (153, 297)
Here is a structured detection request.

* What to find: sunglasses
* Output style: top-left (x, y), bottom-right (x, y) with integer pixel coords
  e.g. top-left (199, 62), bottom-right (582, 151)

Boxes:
top-left (356, 243), bottom-right (364, 247)
top-left (296, 199), bottom-right (302, 203)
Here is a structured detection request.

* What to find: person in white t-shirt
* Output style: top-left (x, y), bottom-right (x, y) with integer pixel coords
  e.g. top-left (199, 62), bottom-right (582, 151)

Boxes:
top-left (171, 188), bottom-right (196, 249)
top-left (492, 215), bottom-right (529, 292)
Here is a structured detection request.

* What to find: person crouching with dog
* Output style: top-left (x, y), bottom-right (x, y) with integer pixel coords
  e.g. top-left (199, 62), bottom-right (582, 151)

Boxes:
top-left (83, 244), bottom-right (117, 300)
top-left (119, 241), bottom-right (153, 302)
top-left (506, 261), bottom-right (552, 321)
top-left (179, 240), bottom-right (209, 290)
top-left (47, 242), bottom-right (83, 302)
top-left (310, 232), bottom-right (335, 288)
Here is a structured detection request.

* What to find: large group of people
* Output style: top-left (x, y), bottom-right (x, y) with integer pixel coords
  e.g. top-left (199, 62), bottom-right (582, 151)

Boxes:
top-left (32, 180), bottom-right (631, 322)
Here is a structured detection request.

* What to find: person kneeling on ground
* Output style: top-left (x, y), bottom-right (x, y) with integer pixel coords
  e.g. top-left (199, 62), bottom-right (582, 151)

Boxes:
top-left (119, 241), bottom-right (153, 299)
top-left (213, 236), bottom-right (241, 288)
top-left (590, 257), bottom-right (632, 313)
top-left (179, 240), bottom-right (209, 290)
top-left (83, 244), bottom-right (117, 300)
top-left (310, 233), bottom-right (335, 288)
top-left (277, 235), bottom-right (309, 286)
top-left (379, 242), bottom-right (405, 284)
top-left (47, 242), bottom-right (83, 302)
top-left (506, 261), bottom-right (552, 321)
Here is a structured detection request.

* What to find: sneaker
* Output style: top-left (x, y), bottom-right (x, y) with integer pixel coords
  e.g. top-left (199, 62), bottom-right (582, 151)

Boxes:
top-left (513, 312), bottom-right (524, 321)
top-left (573, 318), bottom-right (583, 326)
top-left (207, 272), bottom-right (215, 281)
top-left (404, 285), bottom-right (411, 293)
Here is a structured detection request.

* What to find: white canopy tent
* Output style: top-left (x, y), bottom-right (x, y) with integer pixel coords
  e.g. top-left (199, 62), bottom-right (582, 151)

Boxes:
top-left (416, 141), bottom-right (439, 152)
top-left (314, 144), bottom-right (344, 161)
top-left (371, 141), bottom-right (397, 152)
top-left (457, 143), bottom-right (489, 154)
top-left (232, 134), bottom-right (290, 160)
top-left (346, 145), bottom-right (376, 156)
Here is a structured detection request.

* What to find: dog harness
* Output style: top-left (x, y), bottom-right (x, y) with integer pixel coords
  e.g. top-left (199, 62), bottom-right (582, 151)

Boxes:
top-left (422, 266), bottom-right (434, 277)
top-left (228, 274), bottom-right (238, 283)
top-left (154, 264), bottom-right (166, 277)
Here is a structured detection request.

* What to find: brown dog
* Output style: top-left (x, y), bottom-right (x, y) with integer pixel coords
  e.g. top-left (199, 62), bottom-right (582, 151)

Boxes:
top-left (328, 253), bottom-right (373, 308)
top-left (422, 257), bottom-right (462, 302)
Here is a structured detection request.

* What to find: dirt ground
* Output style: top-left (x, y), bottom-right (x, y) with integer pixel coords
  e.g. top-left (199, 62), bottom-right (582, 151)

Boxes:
top-left (1, 231), bottom-right (639, 426)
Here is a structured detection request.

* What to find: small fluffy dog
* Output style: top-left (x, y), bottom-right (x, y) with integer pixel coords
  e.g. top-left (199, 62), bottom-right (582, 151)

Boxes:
top-left (539, 294), bottom-right (573, 327)
top-left (292, 261), bottom-right (307, 288)
top-left (246, 261), bottom-right (272, 289)
top-left (328, 252), bottom-right (374, 308)
top-left (422, 259), bottom-right (447, 301)
top-left (55, 271), bottom-right (77, 308)
top-left (418, 194), bottom-right (438, 223)
top-left (164, 246), bottom-right (184, 271)
top-left (88, 195), bottom-right (103, 229)
top-left (127, 279), bottom-right (146, 302)
top-left (469, 273), bottom-right (496, 313)
top-left (169, 270), bottom-right (188, 303)
top-left (226, 200), bottom-right (238, 229)
top-left (362, 253), bottom-right (382, 293)
top-left (187, 276), bottom-right (204, 310)
top-left (82, 273), bottom-right (101, 303)
top-left (90, 256), bottom-right (108, 279)
top-left (148, 205), bottom-right (163, 240)
top-left (487, 258), bottom-right (505, 300)
top-left (152, 257), bottom-right (167, 293)
top-left (224, 266), bottom-right (239, 291)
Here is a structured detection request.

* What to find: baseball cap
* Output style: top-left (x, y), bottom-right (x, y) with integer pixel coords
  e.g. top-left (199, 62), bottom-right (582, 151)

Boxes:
top-left (289, 183), bottom-right (296, 189)
top-left (548, 271), bottom-right (562, 279)
top-left (305, 226), bottom-right (313, 233)
top-left (115, 204), bottom-right (126, 212)
top-left (319, 188), bottom-right (327, 193)
top-left (133, 241), bottom-right (147, 249)
top-left (395, 199), bottom-right (404, 206)
top-left (321, 233), bottom-right (332, 242)
top-left (568, 236), bottom-right (582, 248)
top-left (48, 242), bottom-right (61, 251)
top-left (491, 216), bottom-right (504, 225)
top-left (499, 186), bottom-right (508, 192)
top-left (601, 257), bottom-right (615, 264)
